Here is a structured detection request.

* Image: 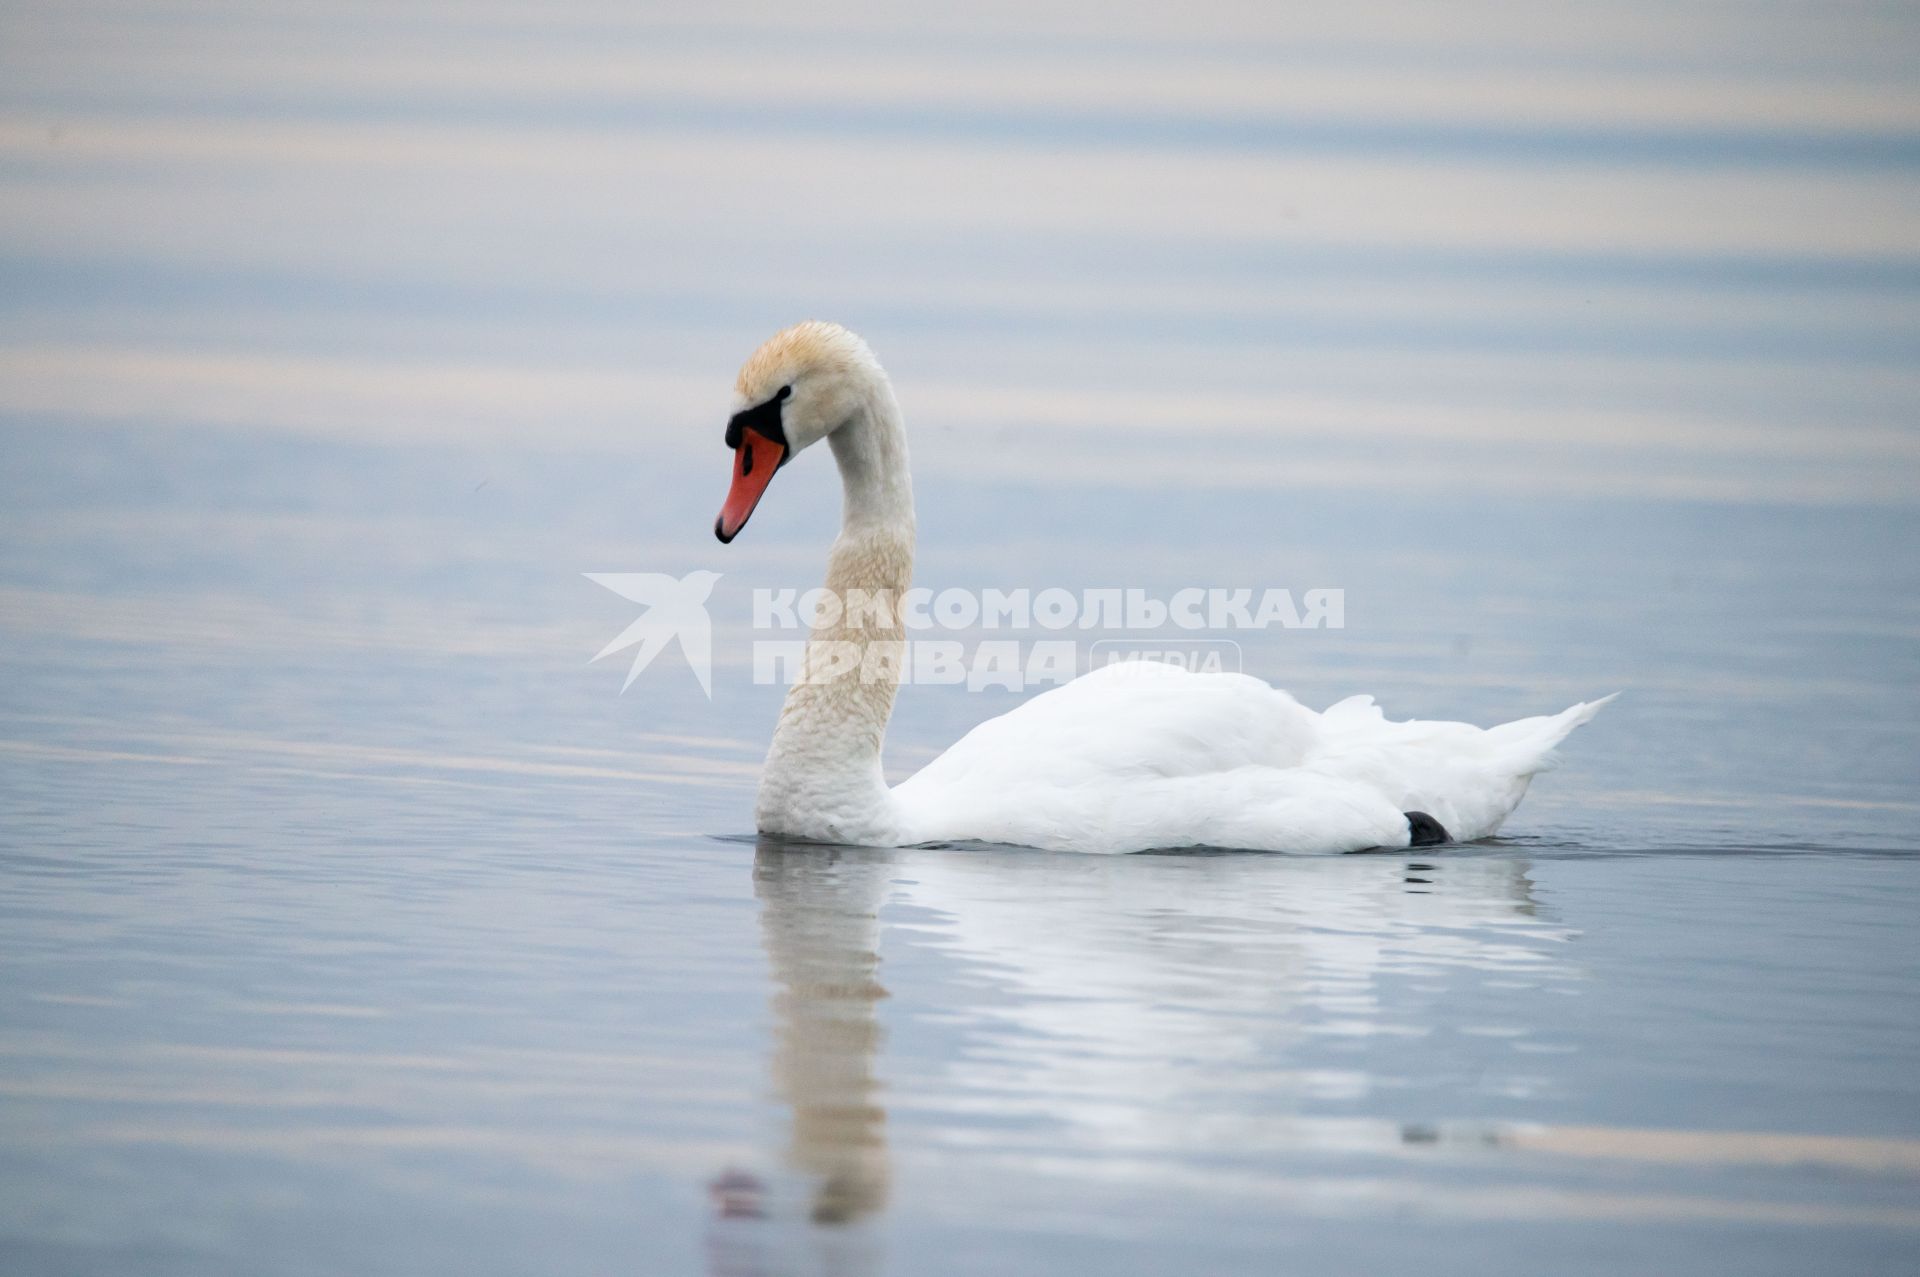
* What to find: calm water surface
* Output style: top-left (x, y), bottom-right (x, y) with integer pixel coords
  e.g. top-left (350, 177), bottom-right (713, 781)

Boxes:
top-left (3, 1), bottom-right (1919, 1273)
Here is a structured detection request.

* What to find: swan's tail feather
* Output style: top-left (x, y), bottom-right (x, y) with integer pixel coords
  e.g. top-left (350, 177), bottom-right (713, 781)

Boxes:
top-left (1488, 692), bottom-right (1618, 774)
top-left (1321, 694), bottom-right (1384, 727)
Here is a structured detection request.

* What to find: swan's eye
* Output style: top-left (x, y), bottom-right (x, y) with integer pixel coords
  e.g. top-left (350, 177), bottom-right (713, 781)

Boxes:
top-left (724, 389), bottom-right (792, 452)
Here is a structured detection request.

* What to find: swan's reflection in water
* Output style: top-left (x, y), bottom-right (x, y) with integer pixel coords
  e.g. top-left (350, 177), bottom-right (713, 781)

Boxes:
top-left (722, 842), bottom-right (1920, 1260)
top-left (723, 842), bottom-right (1574, 1269)
top-left (905, 850), bottom-right (1575, 1165)
top-left (705, 844), bottom-right (895, 1277)
top-left (753, 844), bottom-right (894, 1226)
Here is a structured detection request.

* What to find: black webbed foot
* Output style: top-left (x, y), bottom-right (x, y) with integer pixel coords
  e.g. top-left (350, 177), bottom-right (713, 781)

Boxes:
top-left (1404, 811), bottom-right (1451, 847)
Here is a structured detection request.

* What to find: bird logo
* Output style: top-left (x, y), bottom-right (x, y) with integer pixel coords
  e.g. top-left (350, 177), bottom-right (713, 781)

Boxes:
top-left (585, 570), bottom-right (721, 697)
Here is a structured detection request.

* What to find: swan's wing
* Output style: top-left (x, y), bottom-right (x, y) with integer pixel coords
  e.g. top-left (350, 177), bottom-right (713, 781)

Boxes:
top-left (900, 661), bottom-right (1318, 793)
top-left (894, 663), bottom-right (1399, 853)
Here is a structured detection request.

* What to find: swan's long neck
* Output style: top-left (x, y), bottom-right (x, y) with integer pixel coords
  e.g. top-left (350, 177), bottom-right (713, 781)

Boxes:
top-left (755, 378), bottom-right (915, 844)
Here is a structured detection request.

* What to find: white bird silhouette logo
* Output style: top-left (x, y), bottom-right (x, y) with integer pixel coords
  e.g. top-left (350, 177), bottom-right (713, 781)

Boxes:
top-left (585, 570), bottom-right (722, 697)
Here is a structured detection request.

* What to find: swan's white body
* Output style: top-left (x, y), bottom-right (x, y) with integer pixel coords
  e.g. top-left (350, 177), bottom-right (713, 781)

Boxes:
top-left (893, 663), bottom-right (1609, 854)
top-left (719, 322), bottom-right (1609, 855)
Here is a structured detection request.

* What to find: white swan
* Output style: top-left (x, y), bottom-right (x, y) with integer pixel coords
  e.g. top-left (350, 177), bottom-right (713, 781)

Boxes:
top-left (714, 321), bottom-right (1610, 854)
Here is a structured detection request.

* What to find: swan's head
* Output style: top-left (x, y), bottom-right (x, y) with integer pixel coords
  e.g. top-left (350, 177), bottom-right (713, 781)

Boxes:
top-left (715, 320), bottom-right (882, 543)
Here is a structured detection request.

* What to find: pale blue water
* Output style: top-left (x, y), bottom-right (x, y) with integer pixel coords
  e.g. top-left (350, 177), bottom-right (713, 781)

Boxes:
top-left (3, 2), bottom-right (1919, 1273)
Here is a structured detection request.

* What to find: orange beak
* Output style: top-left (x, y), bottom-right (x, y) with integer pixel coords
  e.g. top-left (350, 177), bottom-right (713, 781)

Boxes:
top-left (715, 425), bottom-right (787, 543)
